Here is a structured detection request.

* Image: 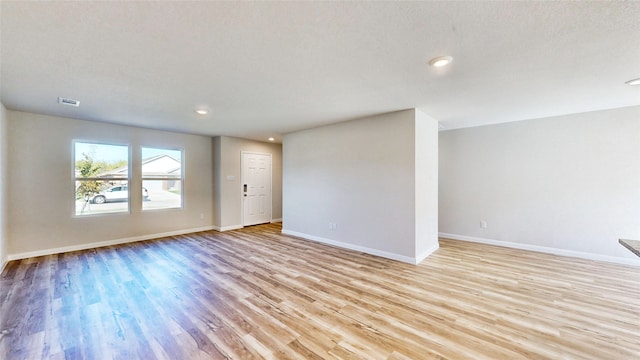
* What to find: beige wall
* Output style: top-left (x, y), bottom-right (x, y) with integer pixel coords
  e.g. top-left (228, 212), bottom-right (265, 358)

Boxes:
top-left (7, 111), bottom-right (214, 257)
top-left (439, 106), bottom-right (640, 264)
top-left (0, 103), bottom-right (7, 269)
top-left (213, 136), bottom-right (283, 230)
top-left (282, 109), bottom-right (439, 264)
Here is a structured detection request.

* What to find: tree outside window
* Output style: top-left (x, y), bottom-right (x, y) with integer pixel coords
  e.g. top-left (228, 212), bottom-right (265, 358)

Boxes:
top-left (74, 142), bottom-right (129, 216)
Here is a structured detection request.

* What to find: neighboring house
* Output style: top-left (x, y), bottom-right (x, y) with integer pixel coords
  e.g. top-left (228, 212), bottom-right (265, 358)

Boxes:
top-left (96, 154), bottom-right (182, 192)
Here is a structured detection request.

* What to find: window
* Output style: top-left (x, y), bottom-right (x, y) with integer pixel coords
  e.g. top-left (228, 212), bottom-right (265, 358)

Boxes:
top-left (141, 147), bottom-right (183, 210)
top-left (75, 142), bottom-right (129, 216)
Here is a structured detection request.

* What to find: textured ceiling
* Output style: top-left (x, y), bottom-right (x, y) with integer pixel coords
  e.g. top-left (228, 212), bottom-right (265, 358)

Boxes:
top-left (1, 1), bottom-right (639, 141)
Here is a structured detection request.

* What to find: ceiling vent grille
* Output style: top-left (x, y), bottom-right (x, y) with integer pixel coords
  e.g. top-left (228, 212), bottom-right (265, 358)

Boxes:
top-left (58, 97), bottom-right (80, 107)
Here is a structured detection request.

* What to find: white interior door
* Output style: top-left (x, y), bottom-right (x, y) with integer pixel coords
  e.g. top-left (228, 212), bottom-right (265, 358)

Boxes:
top-left (242, 152), bottom-right (272, 226)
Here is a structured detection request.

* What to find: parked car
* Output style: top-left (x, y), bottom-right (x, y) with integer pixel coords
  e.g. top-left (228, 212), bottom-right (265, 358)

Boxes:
top-left (90, 185), bottom-right (149, 204)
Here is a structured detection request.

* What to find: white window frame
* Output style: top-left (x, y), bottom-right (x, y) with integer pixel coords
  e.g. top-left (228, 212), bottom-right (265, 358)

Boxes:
top-left (141, 146), bottom-right (184, 211)
top-left (73, 140), bottom-right (131, 217)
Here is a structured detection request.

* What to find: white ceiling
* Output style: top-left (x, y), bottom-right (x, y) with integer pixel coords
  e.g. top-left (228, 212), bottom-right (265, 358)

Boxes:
top-left (2, 1), bottom-right (639, 142)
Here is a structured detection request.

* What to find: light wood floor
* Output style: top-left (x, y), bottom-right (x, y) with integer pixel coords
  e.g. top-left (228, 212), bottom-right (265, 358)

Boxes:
top-left (1, 224), bottom-right (639, 359)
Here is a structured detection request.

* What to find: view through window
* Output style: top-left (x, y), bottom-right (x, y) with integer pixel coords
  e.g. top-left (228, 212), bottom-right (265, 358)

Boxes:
top-left (141, 147), bottom-right (183, 210)
top-left (75, 142), bottom-right (129, 216)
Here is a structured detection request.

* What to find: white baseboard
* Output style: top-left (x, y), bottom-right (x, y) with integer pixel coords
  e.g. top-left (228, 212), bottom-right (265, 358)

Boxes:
top-left (7, 226), bottom-right (216, 261)
top-left (438, 232), bottom-right (640, 267)
top-left (214, 222), bottom-right (281, 231)
top-left (281, 229), bottom-right (431, 265)
top-left (212, 224), bottom-right (243, 232)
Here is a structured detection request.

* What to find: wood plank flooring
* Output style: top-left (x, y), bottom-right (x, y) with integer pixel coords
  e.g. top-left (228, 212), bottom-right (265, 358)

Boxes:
top-left (1, 223), bottom-right (639, 359)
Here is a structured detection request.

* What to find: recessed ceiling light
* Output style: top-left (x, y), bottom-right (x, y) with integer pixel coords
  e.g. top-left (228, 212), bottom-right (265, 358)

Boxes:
top-left (429, 56), bottom-right (453, 67)
top-left (195, 109), bottom-right (208, 115)
top-left (625, 78), bottom-right (640, 86)
top-left (268, 137), bottom-right (275, 141)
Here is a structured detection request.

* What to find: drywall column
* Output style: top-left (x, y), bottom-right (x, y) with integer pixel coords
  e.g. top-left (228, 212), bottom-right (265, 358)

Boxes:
top-left (415, 109), bottom-right (440, 262)
top-left (0, 103), bottom-right (8, 270)
top-left (212, 136), bottom-right (223, 228)
top-left (283, 109), bottom-right (439, 264)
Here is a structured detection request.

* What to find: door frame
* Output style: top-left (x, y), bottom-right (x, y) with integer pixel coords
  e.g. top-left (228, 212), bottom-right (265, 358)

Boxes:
top-left (240, 151), bottom-right (273, 227)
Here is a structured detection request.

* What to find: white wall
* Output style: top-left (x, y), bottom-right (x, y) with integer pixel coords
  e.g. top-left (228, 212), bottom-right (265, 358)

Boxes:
top-left (212, 136), bottom-right (282, 230)
top-left (283, 109), bottom-right (439, 264)
top-left (439, 106), bottom-right (640, 264)
top-left (0, 103), bottom-right (8, 270)
top-left (7, 111), bottom-right (214, 258)
top-left (415, 110), bottom-right (439, 259)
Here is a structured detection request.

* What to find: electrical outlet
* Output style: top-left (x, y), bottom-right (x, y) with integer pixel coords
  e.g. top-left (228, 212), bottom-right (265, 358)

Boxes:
top-left (328, 222), bottom-right (337, 230)
top-left (200, 213), bottom-right (205, 220)
top-left (480, 220), bottom-right (487, 229)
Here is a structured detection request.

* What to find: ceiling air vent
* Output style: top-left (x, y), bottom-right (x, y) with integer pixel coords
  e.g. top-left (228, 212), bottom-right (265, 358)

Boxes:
top-left (58, 97), bottom-right (80, 107)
